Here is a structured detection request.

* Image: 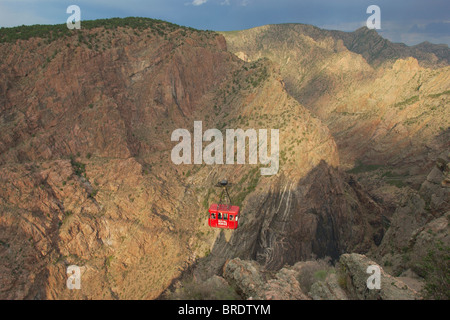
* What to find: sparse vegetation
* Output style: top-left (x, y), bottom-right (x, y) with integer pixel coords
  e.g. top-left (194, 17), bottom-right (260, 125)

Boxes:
top-left (61, 210), bottom-right (74, 226)
top-left (428, 90), bottom-right (450, 99)
top-left (336, 263), bottom-right (348, 290)
top-left (393, 95), bottom-right (419, 109)
top-left (347, 160), bottom-right (384, 174)
top-left (106, 255), bottom-right (114, 268)
top-left (89, 189), bottom-right (99, 199)
top-left (70, 156), bottom-right (86, 177)
top-left (386, 179), bottom-right (406, 188)
top-left (297, 257), bottom-right (332, 293)
top-left (170, 277), bottom-right (240, 300)
top-left (0, 17), bottom-right (203, 44)
top-left (234, 166), bottom-right (260, 207)
top-left (418, 240), bottom-right (450, 300)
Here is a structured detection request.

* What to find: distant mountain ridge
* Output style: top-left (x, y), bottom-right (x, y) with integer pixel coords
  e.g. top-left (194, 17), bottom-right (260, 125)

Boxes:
top-left (229, 23), bottom-right (450, 68)
top-left (328, 26), bottom-right (450, 67)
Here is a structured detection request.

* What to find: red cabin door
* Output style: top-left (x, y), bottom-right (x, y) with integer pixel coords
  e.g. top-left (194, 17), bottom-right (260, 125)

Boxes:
top-left (228, 213), bottom-right (236, 229)
top-left (209, 211), bottom-right (217, 228)
top-left (217, 212), bottom-right (228, 228)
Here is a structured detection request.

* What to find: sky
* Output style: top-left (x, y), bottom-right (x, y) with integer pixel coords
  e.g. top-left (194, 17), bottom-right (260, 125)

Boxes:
top-left (0, 0), bottom-right (449, 46)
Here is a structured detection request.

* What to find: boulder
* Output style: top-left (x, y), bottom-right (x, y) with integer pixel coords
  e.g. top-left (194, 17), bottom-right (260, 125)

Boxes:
top-left (339, 253), bottom-right (419, 300)
top-left (309, 273), bottom-right (348, 300)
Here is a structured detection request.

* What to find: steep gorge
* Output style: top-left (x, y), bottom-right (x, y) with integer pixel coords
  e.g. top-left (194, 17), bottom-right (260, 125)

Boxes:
top-left (0, 19), bottom-right (448, 300)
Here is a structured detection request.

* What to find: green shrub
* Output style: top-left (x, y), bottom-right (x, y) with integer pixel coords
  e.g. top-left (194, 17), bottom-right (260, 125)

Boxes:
top-left (393, 95), bottom-right (419, 109)
top-left (386, 179), bottom-right (406, 188)
top-left (89, 189), bottom-right (98, 199)
top-left (347, 160), bottom-right (384, 174)
top-left (314, 269), bottom-right (328, 281)
top-left (297, 257), bottom-right (332, 293)
top-left (428, 90), bottom-right (450, 99)
top-left (70, 156), bottom-right (86, 177)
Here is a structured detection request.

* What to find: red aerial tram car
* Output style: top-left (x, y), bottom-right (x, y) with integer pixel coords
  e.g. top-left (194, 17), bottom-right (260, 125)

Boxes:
top-left (207, 180), bottom-right (240, 230)
top-left (208, 204), bottom-right (240, 230)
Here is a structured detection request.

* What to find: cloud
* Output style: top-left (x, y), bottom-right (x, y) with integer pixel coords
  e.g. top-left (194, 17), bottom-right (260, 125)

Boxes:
top-left (409, 21), bottom-right (450, 34)
top-left (192, 0), bottom-right (208, 5)
top-left (376, 20), bottom-right (450, 46)
top-left (193, 0), bottom-right (248, 6)
top-left (319, 21), bottom-right (366, 32)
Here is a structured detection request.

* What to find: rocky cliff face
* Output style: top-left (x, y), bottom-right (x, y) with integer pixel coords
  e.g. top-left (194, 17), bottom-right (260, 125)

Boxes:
top-left (0, 20), bottom-right (245, 299)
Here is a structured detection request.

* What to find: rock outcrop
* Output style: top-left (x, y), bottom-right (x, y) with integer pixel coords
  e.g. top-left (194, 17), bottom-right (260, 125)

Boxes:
top-left (338, 253), bottom-right (418, 300)
top-left (220, 254), bottom-right (419, 300)
top-left (308, 273), bottom-right (348, 300)
top-left (222, 258), bottom-right (309, 300)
